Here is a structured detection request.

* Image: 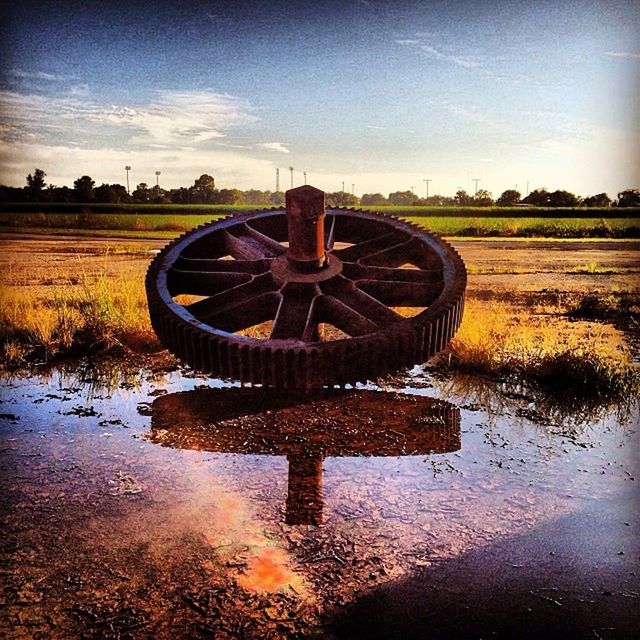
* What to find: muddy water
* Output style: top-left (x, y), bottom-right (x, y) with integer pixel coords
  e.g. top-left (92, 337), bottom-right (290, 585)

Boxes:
top-left (1, 362), bottom-right (638, 639)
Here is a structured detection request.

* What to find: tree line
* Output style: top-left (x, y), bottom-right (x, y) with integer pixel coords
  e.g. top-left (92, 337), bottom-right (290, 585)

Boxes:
top-left (3, 169), bottom-right (639, 208)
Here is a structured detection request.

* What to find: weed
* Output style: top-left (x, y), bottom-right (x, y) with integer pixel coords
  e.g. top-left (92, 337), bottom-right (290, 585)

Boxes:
top-left (443, 301), bottom-right (638, 399)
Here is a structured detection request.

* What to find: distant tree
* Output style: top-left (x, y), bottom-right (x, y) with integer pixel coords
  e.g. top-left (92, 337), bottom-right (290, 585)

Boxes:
top-left (45, 185), bottom-right (73, 203)
top-left (26, 168), bottom-right (47, 199)
top-left (326, 191), bottom-right (359, 207)
top-left (473, 189), bottom-right (494, 207)
top-left (0, 185), bottom-right (27, 202)
top-left (73, 175), bottom-right (95, 202)
top-left (169, 187), bottom-right (194, 204)
top-left (496, 189), bottom-right (521, 206)
top-left (132, 182), bottom-right (150, 202)
top-left (453, 189), bottom-right (472, 206)
top-left (615, 189), bottom-right (640, 207)
top-left (521, 188), bottom-right (550, 206)
top-left (94, 183), bottom-right (130, 204)
top-left (582, 193), bottom-right (611, 207)
top-left (193, 174), bottom-right (216, 193)
top-left (189, 174), bottom-right (217, 202)
top-left (242, 189), bottom-right (271, 205)
top-left (360, 193), bottom-right (388, 206)
top-left (422, 195), bottom-right (454, 206)
top-left (547, 189), bottom-right (579, 207)
top-left (215, 188), bottom-right (243, 204)
top-left (388, 190), bottom-right (415, 205)
top-left (269, 191), bottom-right (285, 205)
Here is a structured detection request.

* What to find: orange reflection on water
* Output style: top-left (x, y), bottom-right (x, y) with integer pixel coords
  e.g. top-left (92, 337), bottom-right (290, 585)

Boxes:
top-left (238, 547), bottom-right (304, 594)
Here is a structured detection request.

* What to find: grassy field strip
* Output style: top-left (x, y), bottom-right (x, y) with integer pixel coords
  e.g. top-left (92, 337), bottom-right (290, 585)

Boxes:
top-left (3, 202), bottom-right (639, 218)
top-left (1, 212), bottom-right (639, 238)
top-left (0, 227), bottom-right (179, 240)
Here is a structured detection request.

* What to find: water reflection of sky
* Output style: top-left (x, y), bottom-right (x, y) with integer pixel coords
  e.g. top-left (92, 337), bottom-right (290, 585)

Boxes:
top-left (1, 362), bottom-right (638, 637)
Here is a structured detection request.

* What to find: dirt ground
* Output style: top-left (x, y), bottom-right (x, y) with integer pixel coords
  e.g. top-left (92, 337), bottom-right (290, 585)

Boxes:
top-left (1, 233), bottom-right (638, 300)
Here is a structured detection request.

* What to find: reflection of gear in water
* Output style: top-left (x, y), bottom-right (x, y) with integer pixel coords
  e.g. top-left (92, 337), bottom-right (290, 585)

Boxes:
top-left (145, 187), bottom-right (466, 389)
top-left (149, 389), bottom-right (461, 525)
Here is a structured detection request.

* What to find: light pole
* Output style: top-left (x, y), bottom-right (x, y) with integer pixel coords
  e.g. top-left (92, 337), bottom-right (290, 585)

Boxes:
top-left (303, 171), bottom-right (307, 185)
top-left (276, 168), bottom-right (280, 193)
top-left (341, 181), bottom-right (345, 192)
top-left (288, 166), bottom-right (294, 189)
top-left (472, 178), bottom-right (481, 196)
top-left (125, 165), bottom-right (131, 195)
top-left (410, 186), bottom-right (414, 195)
top-left (155, 171), bottom-right (161, 188)
top-left (351, 183), bottom-right (355, 195)
top-left (423, 178), bottom-right (431, 199)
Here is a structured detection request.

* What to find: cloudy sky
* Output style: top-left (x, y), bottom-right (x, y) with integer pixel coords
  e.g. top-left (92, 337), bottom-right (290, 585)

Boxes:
top-left (1, 0), bottom-right (638, 197)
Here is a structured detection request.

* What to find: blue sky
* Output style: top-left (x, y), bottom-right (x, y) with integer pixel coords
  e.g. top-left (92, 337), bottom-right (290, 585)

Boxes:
top-left (1, 0), bottom-right (638, 197)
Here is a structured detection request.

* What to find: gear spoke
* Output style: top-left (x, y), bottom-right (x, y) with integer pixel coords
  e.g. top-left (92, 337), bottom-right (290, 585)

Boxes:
top-left (357, 280), bottom-right (443, 307)
top-left (174, 256), bottom-right (271, 274)
top-left (185, 272), bottom-right (276, 322)
top-left (361, 236), bottom-right (442, 269)
top-left (321, 276), bottom-right (401, 326)
top-left (332, 232), bottom-right (408, 262)
top-left (168, 269), bottom-right (251, 296)
top-left (315, 295), bottom-right (379, 336)
top-left (200, 292), bottom-right (281, 333)
top-left (270, 285), bottom-right (318, 341)
top-left (342, 263), bottom-right (441, 283)
top-left (224, 225), bottom-right (286, 259)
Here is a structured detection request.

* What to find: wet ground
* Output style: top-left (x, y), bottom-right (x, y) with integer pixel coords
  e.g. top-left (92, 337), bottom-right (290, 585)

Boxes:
top-left (1, 360), bottom-right (638, 639)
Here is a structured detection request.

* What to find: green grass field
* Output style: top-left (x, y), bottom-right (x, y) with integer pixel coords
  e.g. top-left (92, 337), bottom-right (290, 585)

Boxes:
top-left (1, 211), bottom-right (639, 238)
top-left (2, 201), bottom-right (639, 218)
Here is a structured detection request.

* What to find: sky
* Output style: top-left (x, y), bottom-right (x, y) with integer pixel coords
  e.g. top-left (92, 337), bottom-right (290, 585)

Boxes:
top-left (0, 0), bottom-right (639, 198)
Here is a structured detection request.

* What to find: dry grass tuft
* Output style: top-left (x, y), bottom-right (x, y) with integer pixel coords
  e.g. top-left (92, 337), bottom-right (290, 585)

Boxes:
top-left (444, 301), bottom-right (638, 398)
top-left (0, 271), bottom-right (159, 365)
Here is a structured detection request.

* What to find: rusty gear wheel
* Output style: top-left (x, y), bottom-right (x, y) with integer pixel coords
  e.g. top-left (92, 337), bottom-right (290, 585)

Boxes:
top-left (146, 204), bottom-right (466, 389)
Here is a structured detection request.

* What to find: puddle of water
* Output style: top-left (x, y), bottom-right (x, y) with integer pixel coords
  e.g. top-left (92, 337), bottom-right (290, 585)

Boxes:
top-left (0, 360), bottom-right (638, 638)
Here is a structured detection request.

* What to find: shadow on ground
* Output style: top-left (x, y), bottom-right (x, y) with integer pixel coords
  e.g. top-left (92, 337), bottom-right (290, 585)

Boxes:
top-left (327, 486), bottom-right (640, 640)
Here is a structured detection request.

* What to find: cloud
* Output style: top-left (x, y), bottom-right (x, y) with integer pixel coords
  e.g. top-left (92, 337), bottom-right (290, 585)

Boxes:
top-left (0, 139), bottom-right (279, 190)
top-left (605, 51), bottom-right (640, 59)
top-left (396, 34), bottom-right (525, 86)
top-left (436, 100), bottom-right (500, 127)
top-left (9, 68), bottom-right (72, 81)
top-left (366, 125), bottom-right (385, 130)
top-left (396, 36), bottom-right (480, 70)
top-left (257, 142), bottom-right (290, 154)
top-left (0, 89), bottom-right (257, 150)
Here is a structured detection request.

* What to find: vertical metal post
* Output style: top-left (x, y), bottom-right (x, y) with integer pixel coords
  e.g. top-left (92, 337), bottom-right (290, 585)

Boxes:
top-left (285, 185), bottom-right (327, 272)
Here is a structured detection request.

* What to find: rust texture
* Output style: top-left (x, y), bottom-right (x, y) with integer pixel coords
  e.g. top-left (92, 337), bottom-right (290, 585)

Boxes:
top-left (145, 186), bottom-right (467, 388)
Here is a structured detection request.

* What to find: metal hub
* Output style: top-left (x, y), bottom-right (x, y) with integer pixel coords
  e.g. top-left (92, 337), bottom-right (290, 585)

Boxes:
top-left (145, 185), bottom-right (467, 389)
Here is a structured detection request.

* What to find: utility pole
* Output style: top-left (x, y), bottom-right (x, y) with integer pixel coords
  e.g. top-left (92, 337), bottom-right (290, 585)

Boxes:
top-left (303, 171), bottom-right (307, 185)
top-left (276, 168), bottom-right (280, 193)
top-left (125, 165), bottom-right (131, 195)
top-left (423, 178), bottom-right (431, 199)
top-left (288, 166), bottom-right (294, 189)
top-left (472, 178), bottom-right (481, 195)
top-left (410, 186), bottom-right (414, 195)
top-left (341, 181), bottom-right (345, 192)
top-left (351, 183), bottom-right (355, 195)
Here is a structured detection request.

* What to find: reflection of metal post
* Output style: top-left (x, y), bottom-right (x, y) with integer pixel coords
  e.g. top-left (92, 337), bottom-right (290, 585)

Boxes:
top-left (285, 452), bottom-right (323, 525)
top-left (285, 186), bottom-right (327, 273)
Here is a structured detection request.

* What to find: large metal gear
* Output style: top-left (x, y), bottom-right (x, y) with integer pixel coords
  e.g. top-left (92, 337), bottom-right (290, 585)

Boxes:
top-left (145, 186), bottom-right (466, 389)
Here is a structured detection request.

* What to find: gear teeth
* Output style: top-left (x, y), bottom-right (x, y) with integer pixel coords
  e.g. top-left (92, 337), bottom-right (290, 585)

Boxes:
top-left (146, 207), bottom-right (466, 390)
